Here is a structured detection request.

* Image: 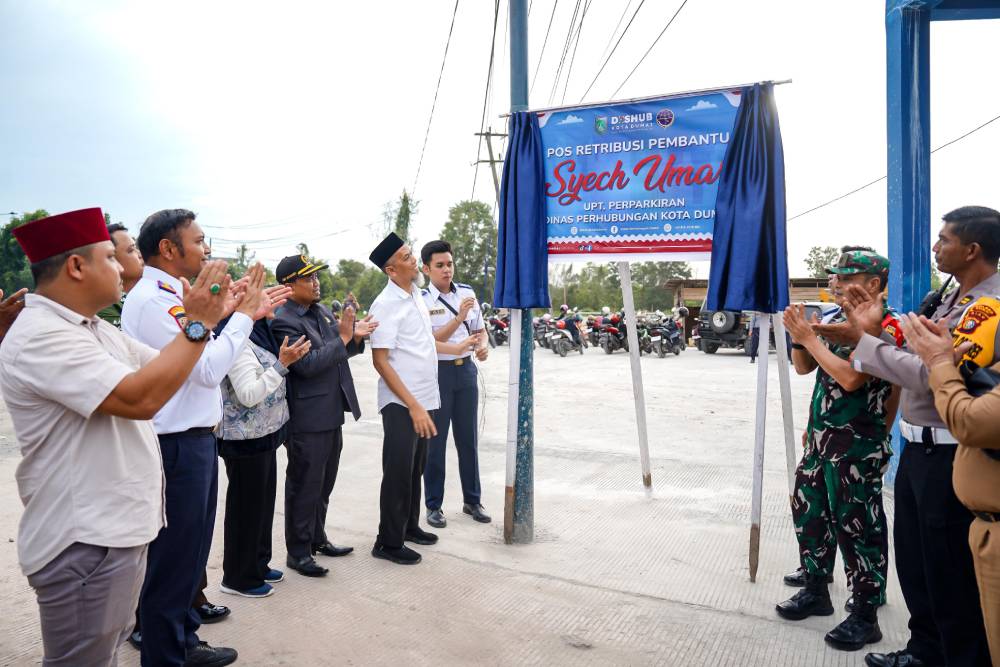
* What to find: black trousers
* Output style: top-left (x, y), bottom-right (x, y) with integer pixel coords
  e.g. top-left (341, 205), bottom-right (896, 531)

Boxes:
top-left (378, 403), bottom-right (431, 549)
top-left (894, 440), bottom-right (991, 666)
top-left (140, 431), bottom-right (218, 667)
top-left (284, 428), bottom-right (343, 558)
top-left (425, 361), bottom-right (481, 510)
top-left (221, 447), bottom-right (277, 590)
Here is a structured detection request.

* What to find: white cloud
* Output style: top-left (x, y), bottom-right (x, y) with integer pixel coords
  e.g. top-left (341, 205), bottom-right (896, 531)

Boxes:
top-left (557, 114), bottom-right (584, 125)
top-left (686, 100), bottom-right (717, 112)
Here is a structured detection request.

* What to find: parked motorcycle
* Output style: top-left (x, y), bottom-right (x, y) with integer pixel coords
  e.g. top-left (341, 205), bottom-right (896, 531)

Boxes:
top-left (598, 314), bottom-right (628, 354)
top-left (649, 317), bottom-right (685, 357)
top-left (551, 320), bottom-right (585, 357)
top-left (487, 313), bottom-right (509, 348)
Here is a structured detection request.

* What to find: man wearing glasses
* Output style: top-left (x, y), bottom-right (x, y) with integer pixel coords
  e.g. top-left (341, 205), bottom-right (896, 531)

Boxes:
top-left (272, 255), bottom-right (377, 578)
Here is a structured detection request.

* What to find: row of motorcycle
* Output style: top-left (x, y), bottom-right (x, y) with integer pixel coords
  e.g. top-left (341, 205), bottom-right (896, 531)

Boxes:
top-left (483, 309), bottom-right (687, 358)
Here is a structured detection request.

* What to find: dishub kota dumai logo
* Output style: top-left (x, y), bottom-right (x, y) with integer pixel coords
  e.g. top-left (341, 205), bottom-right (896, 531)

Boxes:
top-left (594, 116), bottom-right (608, 134)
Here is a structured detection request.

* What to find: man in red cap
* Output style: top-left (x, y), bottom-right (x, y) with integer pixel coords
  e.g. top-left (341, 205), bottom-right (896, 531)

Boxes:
top-left (0, 207), bottom-right (233, 665)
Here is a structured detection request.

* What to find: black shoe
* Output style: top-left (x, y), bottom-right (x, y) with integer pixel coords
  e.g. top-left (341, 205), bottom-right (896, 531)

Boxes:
top-left (372, 543), bottom-right (421, 565)
top-left (405, 526), bottom-right (439, 545)
top-left (184, 641), bottom-right (238, 667)
top-left (195, 603), bottom-right (231, 625)
top-left (783, 566), bottom-right (833, 587)
top-left (864, 650), bottom-right (927, 667)
top-left (426, 508), bottom-right (447, 528)
top-left (128, 630), bottom-right (141, 650)
top-left (286, 555), bottom-right (328, 577)
top-left (846, 595), bottom-right (886, 613)
top-left (775, 575), bottom-right (834, 620)
top-left (463, 503), bottom-right (492, 523)
top-left (312, 541), bottom-right (354, 557)
top-left (825, 610), bottom-right (882, 651)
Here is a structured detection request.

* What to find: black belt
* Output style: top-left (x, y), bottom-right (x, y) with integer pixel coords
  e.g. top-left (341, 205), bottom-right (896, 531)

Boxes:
top-left (973, 510), bottom-right (1000, 523)
top-left (439, 357), bottom-right (471, 366)
top-left (161, 426), bottom-right (216, 437)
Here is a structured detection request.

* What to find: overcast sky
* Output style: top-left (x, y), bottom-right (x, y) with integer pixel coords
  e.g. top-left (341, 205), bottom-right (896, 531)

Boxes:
top-left (1, 1), bottom-right (998, 278)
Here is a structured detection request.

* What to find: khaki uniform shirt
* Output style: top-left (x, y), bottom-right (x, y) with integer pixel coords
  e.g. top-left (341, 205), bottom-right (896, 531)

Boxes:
top-left (0, 294), bottom-right (165, 575)
top-left (853, 273), bottom-right (1000, 428)
top-left (928, 362), bottom-right (1000, 513)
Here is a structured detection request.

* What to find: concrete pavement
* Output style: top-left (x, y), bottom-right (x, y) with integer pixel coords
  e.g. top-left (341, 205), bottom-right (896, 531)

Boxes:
top-left (0, 344), bottom-right (908, 665)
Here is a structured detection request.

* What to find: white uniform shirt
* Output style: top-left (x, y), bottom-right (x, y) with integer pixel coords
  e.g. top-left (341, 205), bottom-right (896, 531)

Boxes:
top-left (121, 265), bottom-right (253, 433)
top-left (421, 282), bottom-right (484, 361)
top-left (368, 279), bottom-right (441, 412)
top-left (0, 294), bottom-right (165, 575)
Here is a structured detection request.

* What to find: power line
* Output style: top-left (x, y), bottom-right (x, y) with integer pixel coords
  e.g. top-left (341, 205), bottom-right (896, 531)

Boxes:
top-left (610, 0), bottom-right (689, 99)
top-left (788, 111), bottom-right (1000, 222)
top-left (548, 0), bottom-right (582, 105)
top-left (412, 0), bottom-right (461, 197)
top-left (597, 0), bottom-right (633, 64)
top-left (529, 0), bottom-right (559, 98)
top-left (559, 0), bottom-right (592, 104)
top-left (471, 0), bottom-right (502, 199)
top-left (578, 0), bottom-right (646, 102)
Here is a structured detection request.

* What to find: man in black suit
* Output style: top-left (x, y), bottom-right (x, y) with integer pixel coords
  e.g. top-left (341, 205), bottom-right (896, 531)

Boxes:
top-left (272, 255), bottom-right (378, 577)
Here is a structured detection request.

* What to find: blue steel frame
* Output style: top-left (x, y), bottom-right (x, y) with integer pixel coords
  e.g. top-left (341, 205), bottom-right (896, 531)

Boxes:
top-left (884, 0), bottom-right (1000, 483)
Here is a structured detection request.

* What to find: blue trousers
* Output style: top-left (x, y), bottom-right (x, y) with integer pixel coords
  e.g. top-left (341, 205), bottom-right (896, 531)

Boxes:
top-left (140, 430), bottom-right (219, 667)
top-left (424, 359), bottom-right (481, 510)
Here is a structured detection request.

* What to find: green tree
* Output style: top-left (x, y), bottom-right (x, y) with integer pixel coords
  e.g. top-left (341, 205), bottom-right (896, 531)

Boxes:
top-left (327, 257), bottom-right (386, 312)
top-left (804, 246), bottom-right (840, 279)
top-left (383, 190), bottom-right (418, 245)
top-left (0, 210), bottom-right (48, 295)
top-left (225, 243), bottom-right (276, 283)
top-left (437, 200), bottom-right (498, 302)
top-left (630, 261), bottom-right (692, 311)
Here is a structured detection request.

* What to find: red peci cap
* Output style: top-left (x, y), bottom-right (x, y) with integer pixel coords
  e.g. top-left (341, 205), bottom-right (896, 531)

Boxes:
top-left (13, 207), bottom-right (111, 263)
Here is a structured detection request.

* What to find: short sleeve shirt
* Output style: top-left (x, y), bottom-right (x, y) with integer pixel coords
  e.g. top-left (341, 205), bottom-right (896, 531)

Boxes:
top-left (0, 294), bottom-right (165, 575)
top-left (368, 280), bottom-right (440, 412)
top-left (422, 282), bottom-right (483, 361)
top-left (807, 305), bottom-right (903, 461)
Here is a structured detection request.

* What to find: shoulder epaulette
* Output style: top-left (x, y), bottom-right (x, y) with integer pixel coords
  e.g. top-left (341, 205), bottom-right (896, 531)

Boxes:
top-left (420, 288), bottom-right (430, 296)
top-left (455, 282), bottom-right (472, 290)
top-left (157, 280), bottom-right (178, 295)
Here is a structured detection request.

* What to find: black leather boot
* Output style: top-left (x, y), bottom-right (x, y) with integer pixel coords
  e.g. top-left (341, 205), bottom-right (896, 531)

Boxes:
top-left (775, 573), bottom-right (835, 620)
top-left (825, 603), bottom-right (882, 651)
top-left (783, 566), bottom-right (833, 587)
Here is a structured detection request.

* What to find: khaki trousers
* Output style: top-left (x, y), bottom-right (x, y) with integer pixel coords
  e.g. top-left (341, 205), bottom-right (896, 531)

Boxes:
top-left (27, 542), bottom-right (148, 666)
top-left (970, 518), bottom-right (1000, 665)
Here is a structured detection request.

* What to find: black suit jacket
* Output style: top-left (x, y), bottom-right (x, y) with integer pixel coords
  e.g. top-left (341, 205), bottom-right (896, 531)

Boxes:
top-left (271, 301), bottom-right (364, 433)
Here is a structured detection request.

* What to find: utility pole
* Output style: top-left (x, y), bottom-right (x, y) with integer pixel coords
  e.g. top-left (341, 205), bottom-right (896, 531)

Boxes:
top-left (504, 0), bottom-right (534, 545)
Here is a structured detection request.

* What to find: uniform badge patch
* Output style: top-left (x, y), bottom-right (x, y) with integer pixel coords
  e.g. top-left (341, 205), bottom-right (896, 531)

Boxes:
top-left (959, 295), bottom-right (974, 306)
top-left (157, 280), bottom-right (178, 295)
top-left (429, 308), bottom-right (447, 316)
top-left (168, 305), bottom-right (188, 330)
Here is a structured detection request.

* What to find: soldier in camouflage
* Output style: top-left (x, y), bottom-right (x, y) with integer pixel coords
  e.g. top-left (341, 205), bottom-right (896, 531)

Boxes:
top-left (776, 247), bottom-right (903, 652)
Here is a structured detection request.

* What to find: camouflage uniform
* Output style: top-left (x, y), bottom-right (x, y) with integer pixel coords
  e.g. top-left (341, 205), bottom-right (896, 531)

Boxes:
top-left (791, 250), bottom-right (901, 607)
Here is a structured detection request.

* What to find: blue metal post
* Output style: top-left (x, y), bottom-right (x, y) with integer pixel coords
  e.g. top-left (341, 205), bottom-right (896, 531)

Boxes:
top-left (885, 0), bottom-right (932, 484)
top-left (509, 0), bottom-right (534, 543)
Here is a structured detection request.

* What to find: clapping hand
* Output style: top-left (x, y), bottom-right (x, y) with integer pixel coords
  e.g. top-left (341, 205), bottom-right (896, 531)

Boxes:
top-left (278, 335), bottom-right (312, 367)
top-left (782, 304), bottom-right (817, 345)
top-left (0, 287), bottom-right (28, 342)
top-left (897, 313), bottom-right (971, 369)
top-left (233, 264), bottom-right (266, 318)
top-left (181, 260), bottom-right (232, 329)
top-left (339, 305), bottom-right (356, 344)
top-left (353, 313), bottom-right (378, 339)
top-left (253, 284), bottom-right (293, 321)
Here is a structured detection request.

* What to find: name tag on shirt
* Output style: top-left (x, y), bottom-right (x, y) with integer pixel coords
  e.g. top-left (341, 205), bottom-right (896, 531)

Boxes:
top-left (429, 308), bottom-right (447, 316)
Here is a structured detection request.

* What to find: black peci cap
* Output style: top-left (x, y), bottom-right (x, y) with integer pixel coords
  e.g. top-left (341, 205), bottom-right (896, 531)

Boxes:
top-left (368, 232), bottom-right (405, 269)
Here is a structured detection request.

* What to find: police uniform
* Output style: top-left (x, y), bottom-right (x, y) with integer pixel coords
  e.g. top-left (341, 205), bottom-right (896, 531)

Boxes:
top-left (853, 271), bottom-right (1000, 666)
top-left (421, 282), bottom-right (484, 514)
top-left (122, 265), bottom-right (253, 667)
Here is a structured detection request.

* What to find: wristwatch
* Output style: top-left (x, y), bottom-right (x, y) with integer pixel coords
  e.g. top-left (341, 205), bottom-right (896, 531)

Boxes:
top-left (183, 320), bottom-right (211, 343)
